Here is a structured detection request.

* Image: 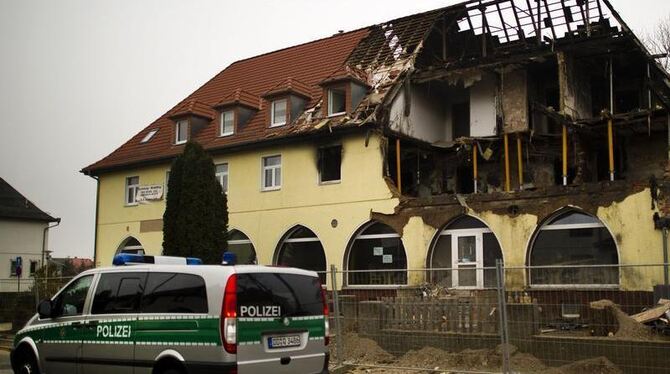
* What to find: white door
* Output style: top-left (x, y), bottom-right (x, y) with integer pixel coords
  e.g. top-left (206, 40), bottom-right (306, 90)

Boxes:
top-left (451, 232), bottom-right (483, 288)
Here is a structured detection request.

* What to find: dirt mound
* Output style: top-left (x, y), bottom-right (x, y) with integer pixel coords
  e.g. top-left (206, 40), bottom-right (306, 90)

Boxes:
top-left (395, 346), bottom-right (501, 371)
top-left (337, 333), bottom-right (395, 364)
top-left (558, 356), bottom-right (623, 374)
top-left (590, 299), bottom-right (659, 341)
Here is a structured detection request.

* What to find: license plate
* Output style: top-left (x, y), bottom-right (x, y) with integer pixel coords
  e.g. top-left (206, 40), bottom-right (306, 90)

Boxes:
top-left (268, 335), bottom-right (301, 348)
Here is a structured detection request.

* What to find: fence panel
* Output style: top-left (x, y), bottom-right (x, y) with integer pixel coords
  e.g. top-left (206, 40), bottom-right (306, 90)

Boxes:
top-left (330, 267), bottom-right (505, 373)
top-left (326, 264), bottom-right (670, 374)
top-left (0, 276), bottom-right (73, 332)
top-left (504, 264), bottom-right (670, 374)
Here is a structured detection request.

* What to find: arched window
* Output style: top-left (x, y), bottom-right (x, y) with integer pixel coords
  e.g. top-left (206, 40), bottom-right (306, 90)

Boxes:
top-left (117, 237), bottom-right (144, 255)
top-left (227, 229), bottom-right (257, 265)
top-left (429, 216), bottom-right (502, 288)
top-left (346, 222), bottom-right (407, 286)
top-left (275, 226), bottom-right (327, 283)
top-left (529, 211), bottom-right (619, 286)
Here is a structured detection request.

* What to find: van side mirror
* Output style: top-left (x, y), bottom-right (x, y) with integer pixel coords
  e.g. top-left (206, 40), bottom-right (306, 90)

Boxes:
top-left (38, 299), bottom-right (52, 319)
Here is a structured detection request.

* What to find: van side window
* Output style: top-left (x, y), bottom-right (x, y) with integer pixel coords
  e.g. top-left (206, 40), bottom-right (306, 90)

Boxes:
top-left (92, 272), bottom-right (147, 315)
top-left (52, 275), bottom-right (94, 317)
top-left (140, 273), bottom-right (207, 314)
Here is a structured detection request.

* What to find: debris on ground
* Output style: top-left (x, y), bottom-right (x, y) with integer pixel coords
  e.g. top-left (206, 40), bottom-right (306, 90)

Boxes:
top-left (334, 334), bottom-right (622, 374)
top-left (589, 299), bottom-right (659, 340)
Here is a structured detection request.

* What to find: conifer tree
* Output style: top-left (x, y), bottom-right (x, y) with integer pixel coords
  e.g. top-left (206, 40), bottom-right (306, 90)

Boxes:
top-left (162, 142), bottom-right (228, 263)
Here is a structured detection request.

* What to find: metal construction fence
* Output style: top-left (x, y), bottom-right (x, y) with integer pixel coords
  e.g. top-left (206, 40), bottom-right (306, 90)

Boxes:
top-left (324, 263), bottom-right (670, 374)
top-left (0, 276), bottom-right (73, 331)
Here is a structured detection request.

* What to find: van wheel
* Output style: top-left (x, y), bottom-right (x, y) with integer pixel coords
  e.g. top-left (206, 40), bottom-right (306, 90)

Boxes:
top-left (14, 349), bottom-right (39, 374)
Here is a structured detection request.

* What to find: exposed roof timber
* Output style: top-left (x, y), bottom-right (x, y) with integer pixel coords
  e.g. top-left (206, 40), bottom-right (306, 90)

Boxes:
top-left (450, 0), bottom-right (612, 47)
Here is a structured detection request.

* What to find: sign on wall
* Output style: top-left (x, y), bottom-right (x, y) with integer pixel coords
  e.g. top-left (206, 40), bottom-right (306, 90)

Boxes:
top-left (136, 185), bottom-right (164, 203)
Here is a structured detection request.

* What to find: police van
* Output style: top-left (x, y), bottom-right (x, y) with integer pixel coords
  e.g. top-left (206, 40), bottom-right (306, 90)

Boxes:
top-left (10, 254), bottom-right (330, 374)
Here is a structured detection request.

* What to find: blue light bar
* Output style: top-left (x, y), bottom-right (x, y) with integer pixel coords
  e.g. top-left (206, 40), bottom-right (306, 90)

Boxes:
top-left (113, 254), bottom-right (202, 266)
top-left (186, 257), bottom-right (203, 265)
top-left (222, 252), bottom-right (237, 265)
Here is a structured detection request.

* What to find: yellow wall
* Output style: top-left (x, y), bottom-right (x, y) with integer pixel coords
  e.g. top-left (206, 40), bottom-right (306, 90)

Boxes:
top-left (394, 188), bottom-right (664, 290)
top-left (96, 130), bottom-right (664, 291)
top-left (95, 133), bottom-right (399, 287)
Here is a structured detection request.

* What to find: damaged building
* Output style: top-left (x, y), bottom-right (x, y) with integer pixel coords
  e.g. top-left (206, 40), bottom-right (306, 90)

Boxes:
top-left (83, 0), bottom-right (670, 292)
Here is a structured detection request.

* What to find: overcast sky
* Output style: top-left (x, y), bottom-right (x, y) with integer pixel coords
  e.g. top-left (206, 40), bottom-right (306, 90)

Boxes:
top-left (0, 0), bottom-right (668, 259)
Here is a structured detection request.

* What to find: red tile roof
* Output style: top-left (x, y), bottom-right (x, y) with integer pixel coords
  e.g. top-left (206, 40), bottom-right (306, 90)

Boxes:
top-left (168, 99), bottom-right (215, 120)
top-left (263, 77), bottom-right (313, 99)
top-left (215, 89), bottom-right (261, 110)
top-left (83, 29), bottom-right (370, 174)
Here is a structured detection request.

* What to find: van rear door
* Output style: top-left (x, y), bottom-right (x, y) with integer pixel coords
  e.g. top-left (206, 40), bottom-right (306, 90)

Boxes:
top-left (235, 271), bottom-right (327, 374)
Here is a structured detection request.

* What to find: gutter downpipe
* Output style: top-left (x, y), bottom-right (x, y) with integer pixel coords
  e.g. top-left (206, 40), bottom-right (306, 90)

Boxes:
top-left (42, 219), bottom-right (61, 269)
top-left (91, 175), bottom-right (100, 268)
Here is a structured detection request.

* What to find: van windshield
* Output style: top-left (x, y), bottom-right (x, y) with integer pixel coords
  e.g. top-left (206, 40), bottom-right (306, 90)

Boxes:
top-left (236, 273), bottom-right (323, 318)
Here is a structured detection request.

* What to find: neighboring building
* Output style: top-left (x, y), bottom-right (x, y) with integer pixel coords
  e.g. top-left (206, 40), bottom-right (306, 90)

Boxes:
top-left (49, 257), bottom-right (95, 276)
top-left (83, 0), bottom-right (670, 291)
top-left (0, 177), bottom-right (59, 292)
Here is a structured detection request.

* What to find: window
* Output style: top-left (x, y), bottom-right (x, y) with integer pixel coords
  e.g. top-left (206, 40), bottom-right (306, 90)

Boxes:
top-left (30, 260), bottom-right (38, 275)
top-left (318, 145), bottom-right (342, 183)
top-left (529, 211), bottom-right (619, 287)
top-left (228, 229), bottom-right (257, 265)
top-left (237, 273), bottom-right (323, 318)
top-left (275, 226), bottom-right (327, 284)
top-left (262, 155), bottom-right (281, 190)
top-left (429, 216), bottom-right (503, 289)
top-left (175, 120), bottom-right (188, 144)
top-left (9, 259), bottom-right (18, 277)
top-left (328, 88), bottom-right (346, 116)
top-left (125, 176), bottom-right (140, 205)
top-left (117, 237), bottom-right (145, 255)
top-left (92, 272), bottom-right (147, 314)
top-left (141, 129), bottom-right (159, 143)
top-left (220, 110), bottom-right (234, 136)
top-left (140, 273), bottom-right (208, 313)
top-left (216, 163), bottom-right (229, 193)
top-left (347, 222), bottom-right (407, 286)
top-left (271, 99), bottom-right (287, 127)
top-left (51, 275), bottom-right (93, 318)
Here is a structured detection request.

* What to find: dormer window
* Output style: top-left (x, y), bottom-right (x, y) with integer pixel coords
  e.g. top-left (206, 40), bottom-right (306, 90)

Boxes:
top-left (175, 120), bottom-right (189, 144)
top-left (220, 110), bottom-right (234, 136)
top-left (271, 99), bottom-right (288, 127)
top-left (328, 88), bottom-right (346, 117)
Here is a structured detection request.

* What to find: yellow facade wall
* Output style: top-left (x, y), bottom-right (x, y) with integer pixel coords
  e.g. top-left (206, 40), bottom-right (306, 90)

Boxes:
top-left (96, 128), bottom-right (664, 291)
top-left (95, 133), bottom-right (399, 287)
top-left (394, 188), bottom-right (663, 290)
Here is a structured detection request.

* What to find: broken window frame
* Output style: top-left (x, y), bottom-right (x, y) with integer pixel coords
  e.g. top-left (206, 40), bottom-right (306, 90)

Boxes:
top-left (317, 144), bottom-right (342, 184)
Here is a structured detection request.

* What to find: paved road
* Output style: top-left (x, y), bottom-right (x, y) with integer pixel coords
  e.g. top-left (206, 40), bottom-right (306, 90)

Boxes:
top-left (0, 350), bottom-right (11, 374)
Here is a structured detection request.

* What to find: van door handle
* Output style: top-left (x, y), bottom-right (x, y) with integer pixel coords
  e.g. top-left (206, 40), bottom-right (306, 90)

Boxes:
top-left (86, 320), bottom-right (99, 328)
top-left (71, 322), bottom-right (83, 329)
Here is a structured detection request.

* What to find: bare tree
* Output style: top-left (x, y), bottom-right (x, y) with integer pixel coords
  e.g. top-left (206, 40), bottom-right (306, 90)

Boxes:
top-left (643, 15), bottom-right (670, 71)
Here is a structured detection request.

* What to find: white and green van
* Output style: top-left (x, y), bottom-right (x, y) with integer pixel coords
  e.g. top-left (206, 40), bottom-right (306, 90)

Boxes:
top-left (10, 254), bottom-right (330, 374)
